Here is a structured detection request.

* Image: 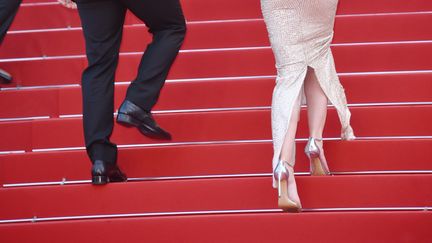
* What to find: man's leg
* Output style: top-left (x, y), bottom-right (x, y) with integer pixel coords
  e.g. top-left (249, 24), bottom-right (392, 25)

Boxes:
top-left (120, 0), bottom-right (186, 111)
top-left (0, 0), bottom-right (21, 83)
top-left (76, 0), bottom-right (126, 165)
top-left (0, 0), bottom-right (21, 44)
top-left (115, 0), bottom-right (186, 140)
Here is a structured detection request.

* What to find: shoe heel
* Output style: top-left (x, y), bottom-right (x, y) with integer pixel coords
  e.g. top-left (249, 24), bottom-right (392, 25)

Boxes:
top-left (92, 175), bottom-right (108, 185)
top-left (278, 178), bottom-right (301, 212)
top-left (116, 113), bottom-right (140, 127)
top-left (310, 157), bottom-right (327, 176)
top-left (274, 161), bottom-right (301, 212)
top-left (305, 137), bottom-right (330, 176)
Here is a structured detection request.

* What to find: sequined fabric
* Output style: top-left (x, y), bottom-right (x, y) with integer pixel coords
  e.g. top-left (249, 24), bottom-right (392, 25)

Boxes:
top-left (260, 0), bottom-right (355, 187)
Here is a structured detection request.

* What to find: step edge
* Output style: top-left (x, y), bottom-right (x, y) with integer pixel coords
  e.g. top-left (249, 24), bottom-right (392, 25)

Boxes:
top-left (0, 136), bottom-right (427, 154)
top-left (3, 171), bottom-right (432, 189)
top-left (2, 40), bottom-right (432, 62)
top-left (1, 101), bottom-right (432, 122)
top-left (2, 70), bottom-right (432, 91)
top-left (1, 135), bottom-right (431, 155)
top-left (1, 207), bottom-right (430, 225)
top-left (8, 11), bottom-right (432, 35)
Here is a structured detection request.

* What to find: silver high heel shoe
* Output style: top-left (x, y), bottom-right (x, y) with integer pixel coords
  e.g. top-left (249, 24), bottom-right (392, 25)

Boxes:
top-left (304, 137), bottom-right (330, 176)
top-left (274, 160), bottom-right (301, 212)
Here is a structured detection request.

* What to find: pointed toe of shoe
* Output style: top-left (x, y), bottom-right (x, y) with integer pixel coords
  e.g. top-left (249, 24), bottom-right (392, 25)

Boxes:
top-left (0, 69), bottom-right (12, 84)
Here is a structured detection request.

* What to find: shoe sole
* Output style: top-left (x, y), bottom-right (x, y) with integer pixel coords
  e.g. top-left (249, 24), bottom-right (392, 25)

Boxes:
top-left (278, 179), bottom-right (301, 213)
top-left (311, 157), bottom-right (330, 176)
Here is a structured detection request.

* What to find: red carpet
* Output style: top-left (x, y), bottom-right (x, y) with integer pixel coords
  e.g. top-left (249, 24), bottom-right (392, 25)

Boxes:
top-left (0, 0), bottom-right (431, 242)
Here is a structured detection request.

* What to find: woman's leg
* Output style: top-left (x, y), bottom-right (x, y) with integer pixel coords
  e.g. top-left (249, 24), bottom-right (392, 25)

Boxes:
top-left (279, 92), bottom-right (302, 205)
top-left (304, 68), bottom-right (330, 171)
top-left (305, 68), bottom-right (327, 138)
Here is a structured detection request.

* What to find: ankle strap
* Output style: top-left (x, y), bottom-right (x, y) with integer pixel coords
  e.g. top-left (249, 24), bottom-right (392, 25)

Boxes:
top-left (310, 137), bottom-right (323, 142)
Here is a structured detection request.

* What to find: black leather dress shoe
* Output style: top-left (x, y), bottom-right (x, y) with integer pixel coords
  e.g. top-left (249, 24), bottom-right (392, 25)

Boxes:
top-left (116, 100), bottom-right (172, 140)
top-left (91, 160), bottom-right (127, 185)
top-left (0, 68), bottom-right (12, 84)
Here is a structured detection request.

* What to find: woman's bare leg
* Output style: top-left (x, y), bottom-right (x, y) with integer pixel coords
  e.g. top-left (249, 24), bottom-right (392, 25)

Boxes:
top-left (304, 68), bottom-right (329, 172)
top-left (279, 93), bottom-right (302, 205)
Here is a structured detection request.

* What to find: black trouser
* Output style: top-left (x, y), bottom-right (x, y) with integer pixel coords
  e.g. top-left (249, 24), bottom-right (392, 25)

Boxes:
top-left (0, 0), bottom-right (21, 45)
top-left (76, 0), bottom-right (186, 164)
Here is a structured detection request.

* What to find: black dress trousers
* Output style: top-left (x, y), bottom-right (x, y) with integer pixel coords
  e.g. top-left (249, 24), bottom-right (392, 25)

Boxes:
top-left (0, 0), bottom-right (21, 45)
top-left (76, 0), bottom-right (186, 164)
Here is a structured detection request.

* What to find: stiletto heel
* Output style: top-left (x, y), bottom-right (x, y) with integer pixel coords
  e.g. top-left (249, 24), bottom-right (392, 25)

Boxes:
top-left (274, 160), bottom-right (301, 212)
top-left (305, 137), bottom-right (330, 176)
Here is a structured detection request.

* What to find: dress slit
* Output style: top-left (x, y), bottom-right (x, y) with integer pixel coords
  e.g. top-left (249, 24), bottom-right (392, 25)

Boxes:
top-left (271, 67), bottom-right (307, 188)
top-left (261, 0), bottom-right (356, 188)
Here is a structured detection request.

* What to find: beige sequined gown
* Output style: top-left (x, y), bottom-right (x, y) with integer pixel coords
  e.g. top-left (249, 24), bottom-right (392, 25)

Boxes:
top-left (261, 0), bottom-right (355, 187)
